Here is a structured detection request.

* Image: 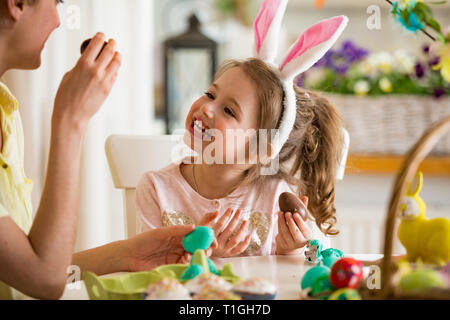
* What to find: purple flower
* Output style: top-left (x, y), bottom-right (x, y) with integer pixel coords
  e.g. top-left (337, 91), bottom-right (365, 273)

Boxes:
top-left (312, 40), bottom-right (369, 75)
top-left (433, 87), bottom-right (445, 99)
top-left (428, 56), bottom-right (440, 67)
top-left (422, 44), bottom-right (430, 54)
top-left (415, 63), bottom-right (426, 78)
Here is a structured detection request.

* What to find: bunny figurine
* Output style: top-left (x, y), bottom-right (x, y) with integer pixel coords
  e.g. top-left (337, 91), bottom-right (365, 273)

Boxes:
top-left (397, 172), bottom-right (450, 266)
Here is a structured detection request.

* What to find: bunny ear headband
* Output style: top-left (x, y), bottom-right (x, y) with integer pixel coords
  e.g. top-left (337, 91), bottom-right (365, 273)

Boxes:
top-left (254, 0), bottom-right (350, 179)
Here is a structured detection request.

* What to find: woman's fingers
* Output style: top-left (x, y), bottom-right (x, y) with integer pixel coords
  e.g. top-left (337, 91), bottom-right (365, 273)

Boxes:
top-left (104, 52), bottom-right (122, 85)
top-left (82, 32), bottom-right (106, 62)
top-left (96, 39), bottom-right (117, 69)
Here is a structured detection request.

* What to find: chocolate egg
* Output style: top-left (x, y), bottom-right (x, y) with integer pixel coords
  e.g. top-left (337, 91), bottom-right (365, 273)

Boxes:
top-left (278, 192), bottom-right (307, 219)
top-left (80, 38), bottom-right (108, 55)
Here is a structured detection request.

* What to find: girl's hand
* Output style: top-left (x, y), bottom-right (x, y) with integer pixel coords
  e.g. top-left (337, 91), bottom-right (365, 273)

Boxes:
top-left (200, 208), bottom-right (251, 258)
top-left (276, 197), bottom-right (313, 255)
top-left (52, 32), bottom-right (122, 131)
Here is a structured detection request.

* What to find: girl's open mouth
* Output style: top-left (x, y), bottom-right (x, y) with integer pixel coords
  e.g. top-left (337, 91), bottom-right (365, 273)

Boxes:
top-left (191, 119), bottom-right (213, 141)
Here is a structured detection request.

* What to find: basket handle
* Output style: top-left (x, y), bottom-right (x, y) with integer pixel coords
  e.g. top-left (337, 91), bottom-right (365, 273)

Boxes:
top-left (380, 115), bottom-right (450, 298)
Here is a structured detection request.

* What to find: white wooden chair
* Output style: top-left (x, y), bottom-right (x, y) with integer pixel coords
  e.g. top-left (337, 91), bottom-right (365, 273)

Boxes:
top-left (105, 134), bottom-right (192, 238)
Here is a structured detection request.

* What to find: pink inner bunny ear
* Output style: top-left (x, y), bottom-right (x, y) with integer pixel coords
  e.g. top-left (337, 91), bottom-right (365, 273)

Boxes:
top-left (254, 0), bottom-right (282, 54)
top-left (280, 16), bottom-right (346, 71)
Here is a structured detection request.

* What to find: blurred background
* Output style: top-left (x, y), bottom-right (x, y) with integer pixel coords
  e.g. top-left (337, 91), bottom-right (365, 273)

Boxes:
top-left (1, 0), bottom-right (449, 255)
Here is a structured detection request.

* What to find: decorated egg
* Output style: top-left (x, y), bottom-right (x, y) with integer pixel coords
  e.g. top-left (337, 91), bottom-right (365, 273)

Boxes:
top-left (301, 265), bottom-right (330, 290)
top-left (328, 288), bottom-right (361, 300)
top-left (330, 258), bottom-right (364, 289)
top-left (310, 274), bottom-right (335, 300)
top-left (183, 226), bottom-right (215, 254)
top-left (322, 248), bottom-right (344, 268)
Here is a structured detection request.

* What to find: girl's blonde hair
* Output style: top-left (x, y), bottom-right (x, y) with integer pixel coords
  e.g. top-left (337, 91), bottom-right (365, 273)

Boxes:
top-left (214, 58), bottom-right (344, 235)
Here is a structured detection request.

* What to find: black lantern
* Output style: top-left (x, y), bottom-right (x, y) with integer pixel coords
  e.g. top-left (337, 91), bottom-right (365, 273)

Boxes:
top-left (163, 14), bottom-right (218, 134)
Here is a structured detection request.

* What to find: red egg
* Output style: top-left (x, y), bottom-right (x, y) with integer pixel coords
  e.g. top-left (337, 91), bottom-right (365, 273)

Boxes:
top-left (329, 258), bottom-right (364, 289)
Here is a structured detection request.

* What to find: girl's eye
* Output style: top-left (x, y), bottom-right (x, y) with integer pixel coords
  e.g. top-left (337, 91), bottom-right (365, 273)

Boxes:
top-left (224, 107), bottom-right (235, 118)
top-left (204, 91), bottom-right (214, 99)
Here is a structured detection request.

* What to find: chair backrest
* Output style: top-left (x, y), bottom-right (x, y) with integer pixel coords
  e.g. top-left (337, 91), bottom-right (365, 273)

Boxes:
top-left (105, 134), bottom-right (192, 238)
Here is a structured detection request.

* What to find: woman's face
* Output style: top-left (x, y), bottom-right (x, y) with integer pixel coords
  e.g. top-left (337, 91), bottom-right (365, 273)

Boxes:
top-left (184, 66), bottom-right (260, 164)
top-left (11, 0), bottom-right (61, 69)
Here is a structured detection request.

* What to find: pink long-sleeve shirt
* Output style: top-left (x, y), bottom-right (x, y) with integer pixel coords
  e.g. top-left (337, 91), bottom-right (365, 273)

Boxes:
top-left (136, 157), bottom-right (330, 256)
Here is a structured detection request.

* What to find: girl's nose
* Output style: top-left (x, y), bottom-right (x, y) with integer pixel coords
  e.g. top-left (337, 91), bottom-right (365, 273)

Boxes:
top-left (200, 102), bottom-right (214, 119)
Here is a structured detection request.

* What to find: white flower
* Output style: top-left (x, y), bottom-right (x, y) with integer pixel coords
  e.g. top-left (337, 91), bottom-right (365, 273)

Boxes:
top-left (393, 49), bottom-right (415, 74)
top-left (354, 80), bottom-right (370, 96)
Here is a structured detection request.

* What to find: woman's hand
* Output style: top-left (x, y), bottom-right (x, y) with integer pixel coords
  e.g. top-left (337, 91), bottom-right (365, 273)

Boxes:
top-left (52, 32), bottom-right (121, 132)
top-left (199, 208), bottom-right (251, 258)
top-left (127, 225), bottom-right (195, 271)
top-left (127, 225), bottom-right (219, 271)
top-left (276, 196), bottom-right (313, 255)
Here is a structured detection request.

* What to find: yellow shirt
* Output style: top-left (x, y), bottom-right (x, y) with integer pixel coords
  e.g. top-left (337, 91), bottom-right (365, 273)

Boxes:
top-left (0, 81), bottom-right (34, 300)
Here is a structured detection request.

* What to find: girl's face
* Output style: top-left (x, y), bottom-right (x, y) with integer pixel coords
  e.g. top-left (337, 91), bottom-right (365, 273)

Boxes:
top-left (185, 66), bottom-right (260, 164)
top-left (12, 0), bottom-right (61, 69)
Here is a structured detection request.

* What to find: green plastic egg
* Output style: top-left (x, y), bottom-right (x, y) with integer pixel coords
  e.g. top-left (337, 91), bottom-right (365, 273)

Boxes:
top-left (328, 288), bottom-right (361, 300)
top-left (182, 226), bottom-right (215, 254)
top-left (322, 248), bottom-right (344, 268)
top-left (181, 264), bottom-right (204, 281)
top-left (310, 274), bottom-right (335, 300)
top-left (399, 269), bottom-right (446, 292)
top-left (301, 265), bottom-right (330, 290)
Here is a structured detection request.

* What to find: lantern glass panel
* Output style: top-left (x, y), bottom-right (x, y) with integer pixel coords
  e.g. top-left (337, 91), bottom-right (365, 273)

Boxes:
top-left (167, 48), bottom-right (212, 134)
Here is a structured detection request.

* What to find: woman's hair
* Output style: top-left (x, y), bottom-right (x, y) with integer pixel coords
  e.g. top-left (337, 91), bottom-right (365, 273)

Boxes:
top-left (214, 58), bottom-right (344, 235)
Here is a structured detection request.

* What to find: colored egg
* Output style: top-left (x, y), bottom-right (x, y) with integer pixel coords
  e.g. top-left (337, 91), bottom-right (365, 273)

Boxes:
top-left (181, 264), bottom-right (204, 281)
top-left (301, 265), bottom-right (330, 290)
top-left (322, 248), bottom-right (344, 268)
top-left (399, 269), bottom-right (446, 292)
top-left (310, 274), bottom-right (335, 300)
top-left (328, 288), bottom-right (361, 300)
top-left (182, 226), bottom-right (215, 254)
top-left (330, 257), bottom-right (364, 289)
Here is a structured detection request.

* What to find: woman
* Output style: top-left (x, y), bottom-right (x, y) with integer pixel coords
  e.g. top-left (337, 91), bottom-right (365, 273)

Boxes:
top-left (0, 0), bottom-right (212, 300)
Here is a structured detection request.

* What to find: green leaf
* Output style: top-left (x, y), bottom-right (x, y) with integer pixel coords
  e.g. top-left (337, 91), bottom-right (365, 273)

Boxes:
top-left (427, 18), bottom-right (441, 33)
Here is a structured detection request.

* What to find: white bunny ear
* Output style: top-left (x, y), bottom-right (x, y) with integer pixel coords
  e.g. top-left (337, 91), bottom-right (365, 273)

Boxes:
top-left (279, 15), bottom-right (349, 80)
top-left (254, 0), bottom-right (288, 64)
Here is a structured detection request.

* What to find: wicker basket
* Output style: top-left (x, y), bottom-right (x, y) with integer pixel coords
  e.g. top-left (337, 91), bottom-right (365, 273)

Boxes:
top-left (324, 94), bottom-right (450, 155)
top-left (360, 115), bottom-right (450, 300)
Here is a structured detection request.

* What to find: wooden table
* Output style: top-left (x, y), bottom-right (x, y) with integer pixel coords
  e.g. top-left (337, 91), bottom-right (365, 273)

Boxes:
top-left (59, 254), bottom-right (383, 300)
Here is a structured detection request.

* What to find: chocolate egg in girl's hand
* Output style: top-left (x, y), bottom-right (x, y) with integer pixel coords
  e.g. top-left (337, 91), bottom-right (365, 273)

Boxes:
top-left (80, 38), bottom-right (108, 55)
top-left (278, 192), bottom-right (307, 220)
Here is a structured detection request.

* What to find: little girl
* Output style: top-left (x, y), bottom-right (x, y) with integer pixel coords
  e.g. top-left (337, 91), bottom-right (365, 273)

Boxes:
top-left (137, 59), bottom-right (344, 256)
top-left (137, 2), bottom-right (347, 257)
